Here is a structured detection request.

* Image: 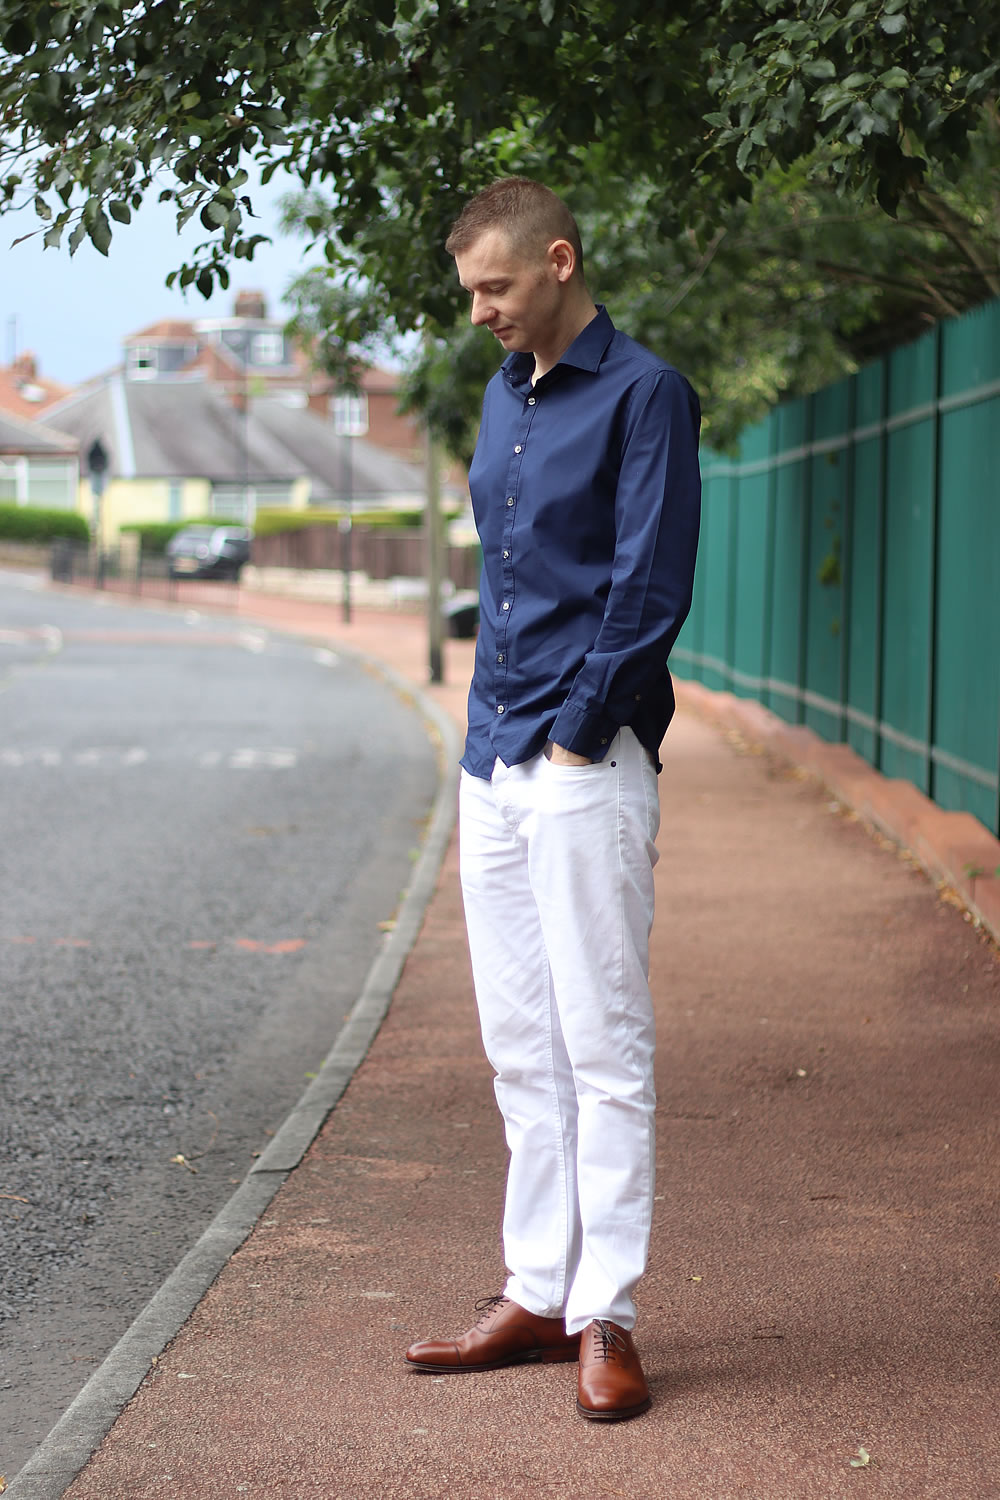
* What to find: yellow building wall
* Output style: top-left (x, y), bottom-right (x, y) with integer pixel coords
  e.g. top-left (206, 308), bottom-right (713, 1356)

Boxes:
top-left (76, 475), bottom-right (311, 541)
top-left (78, 477), bottom-right (214, 543)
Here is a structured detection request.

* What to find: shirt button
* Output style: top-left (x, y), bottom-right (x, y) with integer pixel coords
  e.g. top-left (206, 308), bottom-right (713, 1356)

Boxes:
top-left (635, 693), bottom-right (642, 701)
top-left (497, 654), bottom-right (504, 663)
top-left (600, 737), bottom-right (608, 745)
top-left (527, 396), bottom-right (536, 406)
top-left (514, 444), bottom-right (522, 453)
top-left (506, 498), bottom-right (514, 508)
top-left (496, 705), bottom-right (505, 714)
top-left (502, 601), bottom-right (510, 611)
top-left (503, 550), bottom-right (510, 559)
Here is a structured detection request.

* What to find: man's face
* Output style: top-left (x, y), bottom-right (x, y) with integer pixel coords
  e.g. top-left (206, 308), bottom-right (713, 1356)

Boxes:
top-left (454, 229), bottom-right (561, 357)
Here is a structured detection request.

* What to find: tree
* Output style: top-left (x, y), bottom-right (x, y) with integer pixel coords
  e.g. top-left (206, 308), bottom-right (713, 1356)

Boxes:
top-left (2, 0), bottom-right (999, 442)
top-left (284, 111), bottom-right (1000, 454)
top-left (2, 1), bottom-right (997, 286)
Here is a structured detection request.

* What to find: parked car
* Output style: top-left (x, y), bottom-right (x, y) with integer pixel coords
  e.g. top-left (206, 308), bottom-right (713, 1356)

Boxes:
top-left (166, 525), bottom-right (252, 580)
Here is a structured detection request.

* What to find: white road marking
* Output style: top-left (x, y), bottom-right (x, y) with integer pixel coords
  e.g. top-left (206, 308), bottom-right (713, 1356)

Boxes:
top-left (1, 746), bottom-right (299, 769)
top-left (228, 748), bottom-right (298, 769)
top-left (239, 630), bottom-right (269, 654)
top-left (313, 648), bottom-right (339, 667)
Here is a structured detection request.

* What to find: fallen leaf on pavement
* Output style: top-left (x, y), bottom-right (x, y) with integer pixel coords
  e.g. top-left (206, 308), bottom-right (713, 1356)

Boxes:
top-left (849, 1446), bottom-right (871, 1468)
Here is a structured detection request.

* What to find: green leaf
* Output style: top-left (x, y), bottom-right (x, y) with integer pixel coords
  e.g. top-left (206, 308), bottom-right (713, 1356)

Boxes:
top-left (878, 67), bottom-right (909, 89)
top-left (879, 13), bottom-right (907, 33)
top-left (180, 91), bottom-right (201, 109)
top-left (196, 268), bottom-right (214, 297)
top-left (109, 199), bottom-right (131, 223)
top-left (89, 210), bottom-right (112, 255)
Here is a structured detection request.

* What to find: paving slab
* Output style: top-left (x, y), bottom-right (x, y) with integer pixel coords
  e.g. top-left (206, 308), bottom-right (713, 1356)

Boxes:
top-left (11, 587), bottom-right (999, 1500)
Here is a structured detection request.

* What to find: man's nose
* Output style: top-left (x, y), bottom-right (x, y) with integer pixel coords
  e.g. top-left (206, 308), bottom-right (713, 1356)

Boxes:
top-left (470, 294), bottom-right (493, 327)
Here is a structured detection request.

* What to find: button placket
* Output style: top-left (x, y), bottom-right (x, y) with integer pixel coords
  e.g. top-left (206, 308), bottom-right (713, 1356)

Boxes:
top-left (493, 387), bottom-right (538, 722)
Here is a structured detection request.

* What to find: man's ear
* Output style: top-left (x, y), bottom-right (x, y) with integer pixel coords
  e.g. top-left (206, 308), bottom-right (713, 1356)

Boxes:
top-left (547, 238), bottom-right (577, 282)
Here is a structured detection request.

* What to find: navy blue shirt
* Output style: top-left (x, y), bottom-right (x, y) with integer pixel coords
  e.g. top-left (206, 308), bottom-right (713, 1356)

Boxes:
top-left (462, 306), bottom-right (701, 780)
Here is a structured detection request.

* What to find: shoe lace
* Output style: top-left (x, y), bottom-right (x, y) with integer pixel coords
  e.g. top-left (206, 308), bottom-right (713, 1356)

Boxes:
top-left (591, 1319), bottom-right (628, 1363)
top-left (473, 1294), bottom-right (509, 1325)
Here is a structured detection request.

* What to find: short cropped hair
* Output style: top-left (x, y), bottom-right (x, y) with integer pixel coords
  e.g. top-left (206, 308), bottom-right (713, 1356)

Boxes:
top-left (445, 177), bottom-right (584, 274)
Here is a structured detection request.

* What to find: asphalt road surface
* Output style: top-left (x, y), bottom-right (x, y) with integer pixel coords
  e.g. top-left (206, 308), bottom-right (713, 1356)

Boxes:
top-left (0, 570), bottom-right (439, 1478)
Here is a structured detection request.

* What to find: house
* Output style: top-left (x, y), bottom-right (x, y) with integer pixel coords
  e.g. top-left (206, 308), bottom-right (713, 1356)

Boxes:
top-left (43, 377), bottom-right (429, 543)
top-left (123, 291), bottom-right (426, 461)
top-left (39, 291), bottom-right (443, 540)
top-left (0, 406), bottom-right (79, 512)
top-left (0, 351), bottom-right (71, 422)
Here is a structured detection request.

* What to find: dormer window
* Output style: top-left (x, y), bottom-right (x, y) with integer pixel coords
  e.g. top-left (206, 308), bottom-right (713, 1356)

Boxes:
top-left (251, 331), bottom-right (284, 366)
top-left (128, 345), bottom-right (157, 380)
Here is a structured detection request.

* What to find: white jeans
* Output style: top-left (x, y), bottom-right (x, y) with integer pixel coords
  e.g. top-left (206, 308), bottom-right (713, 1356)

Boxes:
top-left (459, 728), bottom-right (660, 1335)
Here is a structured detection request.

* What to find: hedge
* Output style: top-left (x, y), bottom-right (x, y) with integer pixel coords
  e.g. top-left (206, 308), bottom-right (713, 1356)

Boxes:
top-left (119, 518), bottom-right (219, 554)
top-left (0, 503), bottom-right (89, 543)
top-left (253, 506), bottom-right (446, 537)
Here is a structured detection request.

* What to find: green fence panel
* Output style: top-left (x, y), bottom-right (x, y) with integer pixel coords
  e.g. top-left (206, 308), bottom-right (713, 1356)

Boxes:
top-left (879, 417), bottom-right (936, 790)
top-left (697, 464), bottom-right (734, 691)
top-left (672, 298), bottom-right (999, 835)
top-left (804, 381), bottom-right (852, 738)
top-left (765, 399), bottom-right (809, 723)
top-left (731, 468), bottom-right (770, 698)
top-left (846, 434), bottom-right (885, 764)
top-left (933, 395), bottom-right (1000, 828)
top-left (941, 298), bottom-right (1000, 395)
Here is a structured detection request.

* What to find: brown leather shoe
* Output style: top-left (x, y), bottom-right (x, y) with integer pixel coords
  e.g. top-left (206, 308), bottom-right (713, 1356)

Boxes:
top-left (405, 1294), bottom-right (580, 1372)
top-left (576, 1319), bottom-right (652, 1420)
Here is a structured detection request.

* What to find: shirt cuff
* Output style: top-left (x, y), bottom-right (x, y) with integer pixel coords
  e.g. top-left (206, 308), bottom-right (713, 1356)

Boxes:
top-left (549, 701), bottom-right (619, 761)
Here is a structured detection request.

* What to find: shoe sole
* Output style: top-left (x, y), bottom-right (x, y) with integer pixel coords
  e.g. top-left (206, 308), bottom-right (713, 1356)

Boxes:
top-left (576, 1396), bottom-right (652, 1421)
top-left (405, 1347), bottom-right (580, 1373)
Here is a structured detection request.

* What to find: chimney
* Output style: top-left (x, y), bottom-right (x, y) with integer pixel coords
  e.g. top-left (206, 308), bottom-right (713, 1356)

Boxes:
top-left (12, 351), bottom-right (38, 381)
top-left (234, 290), bottom-right (268, 321)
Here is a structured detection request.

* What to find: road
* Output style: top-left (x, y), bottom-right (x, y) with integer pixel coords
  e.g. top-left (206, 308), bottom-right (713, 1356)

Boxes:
top-left (0, 571), bottom-right (439, 1477)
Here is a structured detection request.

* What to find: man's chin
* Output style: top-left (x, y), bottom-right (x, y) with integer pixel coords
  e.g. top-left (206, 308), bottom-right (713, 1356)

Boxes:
top-left (493, 327), bottom-right (527, 350)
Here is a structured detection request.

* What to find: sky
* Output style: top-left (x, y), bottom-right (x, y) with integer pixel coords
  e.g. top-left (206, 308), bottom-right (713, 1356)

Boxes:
top-left (0, 165), bottom-right (319, 387)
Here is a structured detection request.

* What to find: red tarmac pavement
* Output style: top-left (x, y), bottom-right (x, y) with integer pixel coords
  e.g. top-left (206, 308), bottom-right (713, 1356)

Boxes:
top-left (53, 589), bottom-right (1000, 1498)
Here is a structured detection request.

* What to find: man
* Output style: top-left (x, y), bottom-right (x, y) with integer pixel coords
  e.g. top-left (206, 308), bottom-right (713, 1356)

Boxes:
top-left (405, 178), bottom-right (701, 1421)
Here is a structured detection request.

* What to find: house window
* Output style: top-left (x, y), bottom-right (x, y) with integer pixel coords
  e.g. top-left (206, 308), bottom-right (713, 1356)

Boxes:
top-left (250, 331), bottom-right (285, 366)
top-left (210, 483), bottom-right (293, 520)
top-left (0, 458), bottom-right (17, 503)
top-left (25, 461), bottom-right (76, 508)
top-left (333, 393), bottom-right (369, 437)
top-left (0, 458), bottom-right (75, 507)
top-left (127, 345), bottom-right (157, 380)
top-left (210, 485), bottom-right (252, 521)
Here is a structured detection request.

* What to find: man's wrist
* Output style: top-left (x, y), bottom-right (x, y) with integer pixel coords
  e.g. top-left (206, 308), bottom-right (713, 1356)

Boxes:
top-left (546, 741), bottom-right (592, 766)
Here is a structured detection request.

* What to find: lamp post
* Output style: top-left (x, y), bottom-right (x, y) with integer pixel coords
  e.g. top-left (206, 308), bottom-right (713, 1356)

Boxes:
top-left (333, 392), bottom-right (368, 624)
top-left (87, 438), bottom-right (109, 588)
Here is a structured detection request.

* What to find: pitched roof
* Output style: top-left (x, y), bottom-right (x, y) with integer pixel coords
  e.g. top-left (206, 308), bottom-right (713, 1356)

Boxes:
top-left (123, 319), bottom-right (198, 344)
top-left (250, 397), bottom-right (424, 503)
top-left (0, 406), bottom-right (79, 456)
top-left (0, 354), bottom-right (72, 421)
top-left (42, 378), bottom-right (426, 501)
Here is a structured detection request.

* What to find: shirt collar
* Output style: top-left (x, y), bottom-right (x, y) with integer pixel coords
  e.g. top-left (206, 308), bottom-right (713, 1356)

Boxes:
top-left (502, 305), bottom-right (616, 389)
